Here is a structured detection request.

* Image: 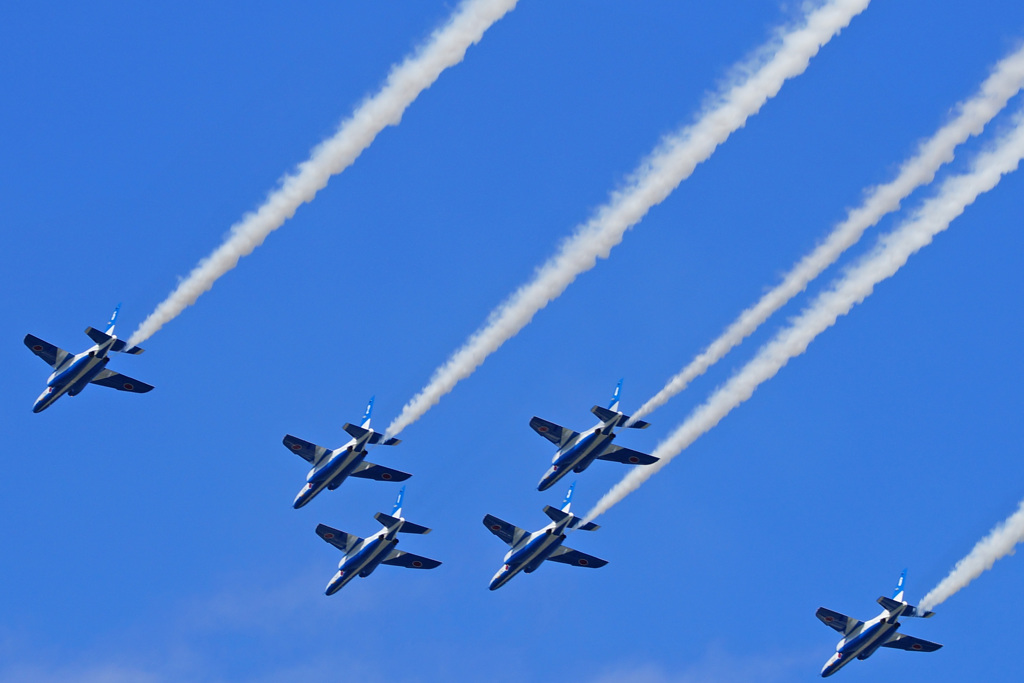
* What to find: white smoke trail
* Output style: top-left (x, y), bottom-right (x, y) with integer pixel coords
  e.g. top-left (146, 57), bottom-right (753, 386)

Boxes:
top-left (920, 497), bottom-right (1024, 611)
top-left (629, 43), bottom-right (1024, 424)
top-left (585, 110), bottom-right (1024, 523)
top-left (127, 0), bottom-right (519, 347)
top-left (385, 0), bottom-right (872, 439)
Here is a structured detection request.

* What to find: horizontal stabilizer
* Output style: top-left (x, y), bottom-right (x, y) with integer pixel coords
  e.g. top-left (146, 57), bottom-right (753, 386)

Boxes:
top-left (542, 505), bottom-right (599, 531)
top-left (881, 633), bottom-right (942, 652)
top-left (315, 524), bottom-right (362, 553)
top-left (24, 334), bottom-right (72, 369)
top-left (816, 607), bottom-right (861, 635)
top-left (597, 444), bottom-right (657, 466)
top-left (530, 417), bottom-right (577, 447)
top-left (84, 327), bottom-right (143, 354)
top-left (282, 435), bottom-right (332, 467)
top-left (90, 369), bottom-right (154, 393)
top-left (877, 596), bottom-right (934, 618)
top-left (381, 549), bottom-right (442, 570)
top-left (374, 512), bottom-right (430, 535)
top-left (546, 545), bottom-right (607, 568)
top-left (342, 422), bottom-right (400, 446)
top-left (590, 405), bottom-right (649, 429)
top-left (350, 461), bottom-right (411, 483)
top-left (483, 514), bottom-right (528, 547)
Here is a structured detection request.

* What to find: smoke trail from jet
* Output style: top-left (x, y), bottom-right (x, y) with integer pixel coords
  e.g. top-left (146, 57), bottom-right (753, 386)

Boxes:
top-left (384, 0), bottom-right (871, 439)
top-left (127, 0), bottom-right (519, 347)
top-left (585, 111), bottom-right (1024, 524)
top-left (628, 44), bottom-right (1024, 424)
top-left (919, 498), bottom-right (1024, 611)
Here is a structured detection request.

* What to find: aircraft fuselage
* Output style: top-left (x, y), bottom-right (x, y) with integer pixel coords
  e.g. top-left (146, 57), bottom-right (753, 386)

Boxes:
top-left (538, 427), bottom-right (614, 491)
top-left (325, 528), bottom-right (399, 594)
top-left (293, 441), bottom-right (367, 509)
top-left (33, 339), bottom-right (113, 413)
top-left (821, 613), bottom-right (902, 677)
top-left (489, 517), bottom-right (572, 590)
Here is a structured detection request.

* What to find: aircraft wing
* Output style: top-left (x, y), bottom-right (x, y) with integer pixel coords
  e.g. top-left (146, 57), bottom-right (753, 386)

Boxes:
top-left (349, 460), bottom-right (412, 482)
top-left (380, 548), bottom-right (442, 570)
top-left (315, 524), bottom-right (362, 553)
top-left (24, 334), bottom-right (72, 369)
top-left (881, 633), bottom-right (942, 652)
top-left (89, 369), bottom-right (154, 393)
top-left (529, 417), bottom-right (578, 447)
top-left (815, 607), bottom-right (862, 635)
top-left (597, 444), bottom-right (658, 466)
top-left (546, 545), bottom-right (608, 568)
top-left (483, 514), bottom-right (527, 547)
top-left (283, 434), bottom-right (330, 465)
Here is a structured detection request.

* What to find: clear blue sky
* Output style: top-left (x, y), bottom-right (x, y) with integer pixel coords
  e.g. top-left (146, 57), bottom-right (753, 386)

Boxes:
top-left (3, 2), bottom-right (1024, 681)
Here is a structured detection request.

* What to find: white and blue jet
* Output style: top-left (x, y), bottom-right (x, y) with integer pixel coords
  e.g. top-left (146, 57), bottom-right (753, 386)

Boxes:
top-left (24, 305), bottom-right (152, 413)
top-left (817, 570), bottom-right (941, 677)
top-left (483, 482), bottom-right (607, 591)
top-left (315, 487), bottom-right (441, 595)
top-left (283, 398), bottom-right (410, 509)
top-left (530, 380), bottom-right (657, 491)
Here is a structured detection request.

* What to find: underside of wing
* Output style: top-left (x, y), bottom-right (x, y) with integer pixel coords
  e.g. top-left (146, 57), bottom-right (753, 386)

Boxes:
top-left (546, 545), bottom-right (607, 568)
top-left (482, 514), bottom-right (523, 546)
top-left (24, 334), bottom-right (70, 369)
top-left (283, 435), bottom-right (330, 465)
top-left (315, 524), bottom-right (361, 553)
top-left (816, 607), bottom-right (861, 635)
top-left (597, 444), bottom-right (658, 465)
top-left (349, 460), bottom-right (412, 482)
top-left (529, 417), bottom-right (577, 447)
top-left (881, 633), bottom-right (942, 652)
top-left (90, 369), bottom-right (154, 393)
top-left (381, 549), bottom-right (442, 569)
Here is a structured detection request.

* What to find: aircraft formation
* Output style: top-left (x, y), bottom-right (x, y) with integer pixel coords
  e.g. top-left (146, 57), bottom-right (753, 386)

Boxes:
top-left (22, 321), bottom-right (946, 674)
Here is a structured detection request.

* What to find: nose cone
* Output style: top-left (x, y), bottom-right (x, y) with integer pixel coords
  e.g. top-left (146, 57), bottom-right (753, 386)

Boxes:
top-left (537, 467), bottom-right (559, 491)
top-left (489, 565), bottom-right (511, 591)
top-left (325, 570), bottom-right (346, 595)
top-left (820, 653), bottom-right (842, 677)
top-left (293, 484), bottom-right (315, 509)
top-left (32, 388), bottom-right (54, 413)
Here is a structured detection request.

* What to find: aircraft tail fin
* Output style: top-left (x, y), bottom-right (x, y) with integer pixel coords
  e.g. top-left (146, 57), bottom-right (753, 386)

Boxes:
top-left (84, 327), bottom-right (144, 354)
top-left (590, 405), bottom-right (649, 429)
top-left (360, 396), bottom-right (374, 428)
top-left (342, 422), bottom-right (400, 446)
top-left (608, 379), bottom-right (623, 412)
top-left (544, 486), bottom-right (599, 531)
top-left (105, 304), bottom-right (121, 334)
top-left (542, 505), bottom-right (599, 531)
top-left (374, 512), bottom-right (430, 535)
top-left (877, 570), bottom-right (935, 618)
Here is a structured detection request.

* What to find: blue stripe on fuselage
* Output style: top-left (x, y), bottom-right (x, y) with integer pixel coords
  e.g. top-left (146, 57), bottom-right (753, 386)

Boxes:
top-left (294, 449), bottom-right (366, 507)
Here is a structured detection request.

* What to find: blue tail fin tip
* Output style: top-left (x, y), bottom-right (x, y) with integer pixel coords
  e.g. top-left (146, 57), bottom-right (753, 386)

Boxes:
top-left (609, 379), bottom-right (623, 409)
top-left (393, 486), bottom-right (406, 515)
top-left (106, 303), bottom-right (122, 334)
top-left (893, 569), bottom-right (908, 599)
top-left (361, 396), bottom-right (375, 427)
top-left (562, 482), bottom-right (576, 511)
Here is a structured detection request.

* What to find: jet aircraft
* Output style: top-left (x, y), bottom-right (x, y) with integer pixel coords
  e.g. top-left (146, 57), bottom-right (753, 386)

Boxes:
top-left (530, 380), bottom-right (657, 491)
top-left (315, 487), bottom-right (441, 595)
top-left (816, 570), bottom-right (941, 677)
top-left (483, 482), bottom-right (607, 590)
top-left (24, 305), bottom-right (153, 413)
top-left (283, 397), bottom-right (409, 509)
